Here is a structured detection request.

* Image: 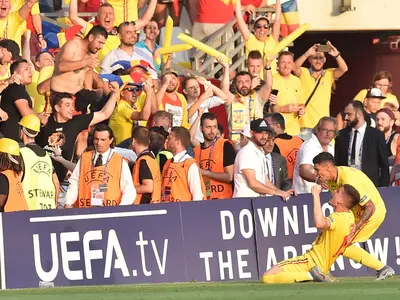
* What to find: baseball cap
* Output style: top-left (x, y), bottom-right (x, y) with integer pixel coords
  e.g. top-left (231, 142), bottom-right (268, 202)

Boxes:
top-left (254, 15), bottom-right (270, 26)
top-left (250, 118), bottom-right (274, 133)
top-left (240, 124), bottom-right (251, 138)
top-left (162, 68), bottom-right (179, 78)
top-left (0, 39), bottom-right (21, 61)
top-left (366, 88), bottom-right (386, 99)
top-left (377, 108), bottom-right (396, 120)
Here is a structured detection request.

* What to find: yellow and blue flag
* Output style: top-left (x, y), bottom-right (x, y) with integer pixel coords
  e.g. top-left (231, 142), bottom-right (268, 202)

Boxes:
top-left (281, 0), bottom-right (300, 37)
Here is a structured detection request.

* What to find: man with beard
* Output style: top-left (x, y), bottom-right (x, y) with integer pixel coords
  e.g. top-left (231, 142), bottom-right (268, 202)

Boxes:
top-left (293, 42), bottom-right (348, 141)
top-left (376, 108), bottom-right (398, 162)
top-left (156, 69), bottom-right (189, 128)
top-left (100, 22), bottom-right (157, 80)
top-left (193, 113), bottom-right (235, 200)
top-left (226, 59), bottom-right (273, 142)
top-left (50, 25), bottom-right (108, 96)
top-left (335, 101), bottom-right (389, 187)
top-left (69, 0), bottom-right (157, 64)
top-left (270, 51), bottom-right (304, 136)
top-left (233, 118), bottom-right (293, 200)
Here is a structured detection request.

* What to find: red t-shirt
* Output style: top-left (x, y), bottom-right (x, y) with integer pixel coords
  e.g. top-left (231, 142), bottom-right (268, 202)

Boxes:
top-left (240, 0), bottom-right (263, 23)
top-left (195, 0), bottom-right (234, 24)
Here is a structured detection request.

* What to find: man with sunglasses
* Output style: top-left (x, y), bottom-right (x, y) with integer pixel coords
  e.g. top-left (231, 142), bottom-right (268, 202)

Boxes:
top-left (69, 0), bottom-right (157, 65)
top-left (236, 0), bottom-right (281, 76)
top-left (293, 42), bottom-right (348, 141)
top-left (109, 74), bottom-right (153, 147)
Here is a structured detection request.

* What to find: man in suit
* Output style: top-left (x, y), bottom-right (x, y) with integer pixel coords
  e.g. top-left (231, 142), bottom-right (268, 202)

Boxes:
top-left (335, 101), bottom-right (389, 187)
top-left (263, 130), bottom-right (291, 191)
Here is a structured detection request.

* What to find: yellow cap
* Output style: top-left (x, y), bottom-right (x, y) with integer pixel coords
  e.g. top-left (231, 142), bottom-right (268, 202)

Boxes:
top-left (18, 114), bottom-right (41, 132)
top-left (0, 138), bottom-right (20, 156)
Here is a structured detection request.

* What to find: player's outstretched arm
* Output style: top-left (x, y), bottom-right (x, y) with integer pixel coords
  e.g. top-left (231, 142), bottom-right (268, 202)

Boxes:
top-left (311, 185), bottom-right (330, 229)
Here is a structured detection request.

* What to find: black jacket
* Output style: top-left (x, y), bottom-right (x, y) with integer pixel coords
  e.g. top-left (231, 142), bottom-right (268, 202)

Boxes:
top-left (334, 125), bottom-right (389, 187)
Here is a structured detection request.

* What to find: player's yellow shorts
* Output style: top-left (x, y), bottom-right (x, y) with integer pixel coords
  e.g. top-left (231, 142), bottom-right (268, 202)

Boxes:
top-left (277, 254), bottom-right (315, 273)
top-left (352, 212), bottom-right (386, 243)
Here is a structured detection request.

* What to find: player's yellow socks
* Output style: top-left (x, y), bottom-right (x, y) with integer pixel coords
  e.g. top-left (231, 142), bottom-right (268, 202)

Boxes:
top-left (343, 245), bottom-right (385, 270)
top-left (261, 272), bottom-right (313, 284)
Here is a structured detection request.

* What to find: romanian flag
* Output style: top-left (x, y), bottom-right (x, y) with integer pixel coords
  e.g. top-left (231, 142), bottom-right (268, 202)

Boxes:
top-left (281, 0), bottom-right (300, 37)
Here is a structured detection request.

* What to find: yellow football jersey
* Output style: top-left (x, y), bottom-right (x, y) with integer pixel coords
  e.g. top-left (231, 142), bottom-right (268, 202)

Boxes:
top-left (328, 166), bottom-right (387, 222)
top-left (306, 211), bottom-right (355, 273)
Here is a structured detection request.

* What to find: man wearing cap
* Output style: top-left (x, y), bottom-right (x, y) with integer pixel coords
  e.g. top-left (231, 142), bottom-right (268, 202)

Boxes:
top-left (363, 88), bottom-right (387, 127)
top-left (335, 101), bottom-right (389, 187)
top-left (0, 138), bottom-right (28, 212)
top-left (19, 114), bottom-right (59, 210)
top-left (233, 118), bottom-right (292, 200)
top-left (109, 74), bottom-right (153, 146)
top-left (376, 108), bottom-right (398, 162)
top-left (156, 69), bottom-right (190, 128)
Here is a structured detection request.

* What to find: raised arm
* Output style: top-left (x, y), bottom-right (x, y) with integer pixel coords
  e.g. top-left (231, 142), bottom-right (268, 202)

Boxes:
top-left (293, 44), bottom-right (318, 77)
top-left (90, 82), bottom-right (119, 126)
top-left (271, 0), bottom-right (281, 42)
top-left (311, 185), bottom-right (330, 229)
top-left (135, 0), bottom-right (158, 31)
top-left (18, 0), bottom-right (38, 21)
top-left (327, 41), bottom-right (348, 80)
top-left (218, 57), bottom-right (234, 105)
top-left (258, 58), bottom-right (273, 102)
top-left (69, 0), bottom-right (88, 34)
top-left (235, 0), bottom-right (251, 42)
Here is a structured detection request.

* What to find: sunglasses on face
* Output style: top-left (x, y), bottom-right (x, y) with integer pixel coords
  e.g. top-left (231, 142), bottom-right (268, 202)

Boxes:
top-left (124, 87), bottom-right (141, 92)
top-left (122, 21), bottom-right (136, 26)
top-left (255, 24), bottom-right (269, 30)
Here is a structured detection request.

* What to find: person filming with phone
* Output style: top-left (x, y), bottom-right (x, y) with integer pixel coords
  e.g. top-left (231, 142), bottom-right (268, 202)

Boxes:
top-left (293, 40), bottom-right (348, 141)
top-left (269, 51), bottom-right (304, 136)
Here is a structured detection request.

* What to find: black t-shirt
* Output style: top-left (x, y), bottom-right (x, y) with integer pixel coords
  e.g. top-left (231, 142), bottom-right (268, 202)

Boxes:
top-left (0, 83), bottom-right (32, 142)
top-left (137, 152), bottom-right (154, 204)
top-left (35, 113), bottom-right (94, 181)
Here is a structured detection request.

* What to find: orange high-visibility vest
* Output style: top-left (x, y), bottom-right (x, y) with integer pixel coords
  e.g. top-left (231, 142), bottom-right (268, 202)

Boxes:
top-left (161, 157), bottom-right (206, 202)
top-left (132, 152), bottom-right (162, 204)
top-left (77, 150), bottom-right (123, 207)
top-left (1, 170), bottom-right (28, 212)
top-left (194, 138), bottom-right (233, 199)
top-left (275, 136), bottom-right (303, 180)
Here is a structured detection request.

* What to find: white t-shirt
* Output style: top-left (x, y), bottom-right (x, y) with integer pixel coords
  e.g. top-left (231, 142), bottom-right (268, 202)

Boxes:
top-left (233, 141), bottom-right (268, 198)
top-left (292, 134), bottom-right (335, 194)
top-left (188, 96), bottom-right (225, 143)
top-left (100, 47), bottom-right (158, 79)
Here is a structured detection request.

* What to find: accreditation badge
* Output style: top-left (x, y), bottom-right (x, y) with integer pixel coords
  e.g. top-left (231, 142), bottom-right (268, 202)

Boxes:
top-left (91, 185), bottom-right (104, 206)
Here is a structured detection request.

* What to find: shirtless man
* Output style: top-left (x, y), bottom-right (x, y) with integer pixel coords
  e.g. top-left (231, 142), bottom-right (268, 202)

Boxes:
top-left (50, 25), bottom-right (107, 97)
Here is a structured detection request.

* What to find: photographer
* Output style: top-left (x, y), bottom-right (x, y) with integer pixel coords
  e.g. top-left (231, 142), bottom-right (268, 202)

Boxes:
top-left (293, 41), bottom-right (348, 141)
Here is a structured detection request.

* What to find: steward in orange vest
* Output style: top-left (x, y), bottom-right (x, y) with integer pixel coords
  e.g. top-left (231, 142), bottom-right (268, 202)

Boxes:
top-left (193, 113), bottom-right (235, 199)
top-left (65, 125), bottom-right (136, 208)
top-left (131, 126), bottom-right (162, 204)
top-left (0, 138), bottom-right (28, 212)
top-left (161, 127), bottom-right (206, 202)
top-left (265, 113), bottom-right (303, 180)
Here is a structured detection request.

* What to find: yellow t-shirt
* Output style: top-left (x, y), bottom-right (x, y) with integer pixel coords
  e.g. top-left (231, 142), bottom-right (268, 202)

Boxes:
top-left (106, 0), bottom-right (139, 26)
top-left (12, 0), bottom-right (40, 15)
top-left (84, 23), bottom-right (120, 64)
top-left (299, 67), bottom-right (335, 129)
top-left (0, 12), bottom-right (24, 50)
top-left (272, 73), bottom-right (304, 136)
top-left (328, 166), bottom-right (387, 223)
top-left (27, 70), bottom-right (45, 113)
top-left (245, 34), bottom-right (278, 78)
top-left (108, 92), bottom-right (146, 145)
top-left (306, 211), bottom-right (355, 273)
top-left (353, 89), bottom-right (399, 109)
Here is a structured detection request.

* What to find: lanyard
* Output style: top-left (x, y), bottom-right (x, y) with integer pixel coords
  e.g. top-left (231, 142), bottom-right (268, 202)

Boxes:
top-left (163, 151), bottom-right (187, 186)
top-left (91, 150), bottom-right (113, 184)
top-left (386, 132), bottom-right (394, 144)
top-left (199, 138), bottom-right (218, 171)
top-left (347, 130), bottom-right (363, 169)
top-left (266, 154), bottom-right (275, 184)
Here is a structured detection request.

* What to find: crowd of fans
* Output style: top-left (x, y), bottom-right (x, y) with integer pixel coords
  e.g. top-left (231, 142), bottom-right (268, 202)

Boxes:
top-left (0, 0), bottom-right (399, 211)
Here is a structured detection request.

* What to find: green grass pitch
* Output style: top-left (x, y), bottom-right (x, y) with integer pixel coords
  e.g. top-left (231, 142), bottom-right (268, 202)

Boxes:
top-left (0, 277), bottom-right (399, 300)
